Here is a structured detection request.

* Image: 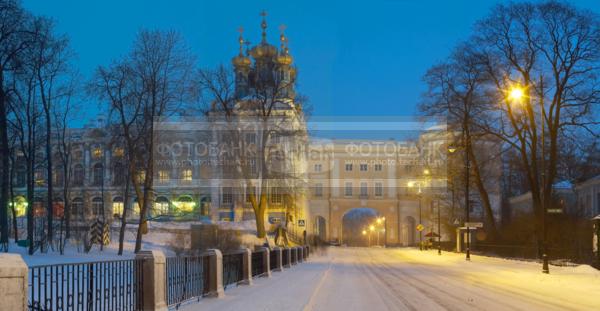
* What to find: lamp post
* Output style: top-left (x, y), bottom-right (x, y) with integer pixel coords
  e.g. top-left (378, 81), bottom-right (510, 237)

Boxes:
top-left (448, 140), bottom-right (469, 261)
top-left (437, 199), bottom-right (442, 255)
top-left (408, 181), bottom-right (424, 250)
top-left (509, 81), bottom-right (549, 273)
top-left (369, 225), bottom-right (375, 247)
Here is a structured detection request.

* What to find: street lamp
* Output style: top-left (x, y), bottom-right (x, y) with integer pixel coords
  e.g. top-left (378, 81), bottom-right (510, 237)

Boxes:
top-left (369, 225), bottom-right (375, 247)
top-left (508, 82), bottom-right (549, 274)
top-left (362, 229), bottom-right (368, 247)
top-left (408, 181), bottom-right (424, 250)
top-left (449, 140), bottom-right (470, 261)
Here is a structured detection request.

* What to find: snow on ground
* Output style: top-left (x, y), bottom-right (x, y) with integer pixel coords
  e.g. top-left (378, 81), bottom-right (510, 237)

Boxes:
top-left (7, 220), bottom-right (265, 267)
top-left (182, 247), bottom-right (600, 311)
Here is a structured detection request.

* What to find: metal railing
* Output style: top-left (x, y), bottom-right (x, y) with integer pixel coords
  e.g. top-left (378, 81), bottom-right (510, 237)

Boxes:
top-left (269, 249), bottom-right (278, 270)
top-left (222, 251), bottom-right (244, 288)
top-left (28, 259), bottom-right (144, 311)
top-left (251, 251), bottom-right (265, 277)
top-left (165, 256), bottom-right (210, 309)
top-left (282, 248), bottom-right (290, 267)
top-left (291, 248), bottom-right (297, 265)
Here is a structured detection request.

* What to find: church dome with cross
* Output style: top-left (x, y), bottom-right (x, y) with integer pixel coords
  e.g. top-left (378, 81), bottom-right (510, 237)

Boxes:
top-left (232, 11), bottom-right (296, 99)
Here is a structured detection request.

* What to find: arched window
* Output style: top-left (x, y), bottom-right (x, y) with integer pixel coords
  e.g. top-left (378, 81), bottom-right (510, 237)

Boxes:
top-left (112, 196), bottom-right (124, 217)
top-left (173, 195), bottom-right (195, 213)
top-left (92, 197), bottom-right (103, 216)
top-left (16, 165), bottom-right (26, 187)
top-left (53, 166), bottom-right (64, 186)
top-left (92, 163), bottom-right (104, 186)
top-left (154, 196), bottom-right (170, 216)
top-left (113, 162), bottom-right (125, 186)
top-left (73, 164), bottom-right (84, 186)
top-left (71, 197), bottom-right (84, 218)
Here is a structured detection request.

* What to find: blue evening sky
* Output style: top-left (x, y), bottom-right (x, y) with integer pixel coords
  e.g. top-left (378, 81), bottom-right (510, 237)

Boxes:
top-left (23, 0), bottom-right (600, 125)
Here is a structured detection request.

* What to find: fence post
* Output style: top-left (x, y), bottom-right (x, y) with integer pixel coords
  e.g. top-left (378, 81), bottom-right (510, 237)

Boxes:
top-left (242, 248), bottom-right (253, 285)
top-left (273, 247), bottom-right (283, 271)
top-left (263, 247), bottom-right (272, 277)
top-left (298, 246), bottom-right (304, 263)
top-left (136, 250), bottom-right (168, 311)
top-left (205, 249), bottom-right (225, 298)
top-left (0, 254), bottom-right (27, 311)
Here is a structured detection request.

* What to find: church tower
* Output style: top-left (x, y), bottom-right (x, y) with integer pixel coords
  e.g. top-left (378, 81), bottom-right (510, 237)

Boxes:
top-left (232, 11), bottom-right (297, 101)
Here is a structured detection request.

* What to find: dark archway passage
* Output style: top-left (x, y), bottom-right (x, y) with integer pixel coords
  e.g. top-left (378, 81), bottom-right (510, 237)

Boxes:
top-left (342, 208), bottom-right (379, 246)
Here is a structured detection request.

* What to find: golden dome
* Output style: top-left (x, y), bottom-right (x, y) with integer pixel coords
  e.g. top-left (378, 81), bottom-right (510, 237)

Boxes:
top-left (232, 55), bottom-right (251, 67)
top-left (276, 51), bottom-right (293, 65)
top-left (250, 43), bottom-right (278, 59)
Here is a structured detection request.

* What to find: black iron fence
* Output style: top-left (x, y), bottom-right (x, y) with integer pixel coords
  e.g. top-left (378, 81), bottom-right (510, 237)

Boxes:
top-left (251, 251), bottom-right (265, 277)
top-left (222, 251), bottom-right (244, 288)
top-left (165, 256), bottom-right (210, 309)
top-left (282, 248), bottom-right (290, 267)
top-left (28, 259), bottom-right (144, 311)
top-left (291, 248), bottom-right (297, 265)
top-left (269, 249), bottom-right (277, 270)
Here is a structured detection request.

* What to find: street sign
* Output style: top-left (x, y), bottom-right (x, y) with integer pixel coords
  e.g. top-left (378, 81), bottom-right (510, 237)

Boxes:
top-left (298, 219), bottom-right (306, 227)
top-left (416, 224), bottom-right (425, 232)
top-left (464, 222), bottom-right (483, 228)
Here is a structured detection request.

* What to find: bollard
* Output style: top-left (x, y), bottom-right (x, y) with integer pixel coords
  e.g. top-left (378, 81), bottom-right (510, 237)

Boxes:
top-left (273, 247), bottom-right (284, 271)
top-left (298, 246), bottom-right (304, 263)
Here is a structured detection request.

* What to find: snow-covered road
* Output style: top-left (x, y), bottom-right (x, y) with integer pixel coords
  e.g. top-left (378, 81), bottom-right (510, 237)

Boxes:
top-left (182, 247), bottom-right (600, 311)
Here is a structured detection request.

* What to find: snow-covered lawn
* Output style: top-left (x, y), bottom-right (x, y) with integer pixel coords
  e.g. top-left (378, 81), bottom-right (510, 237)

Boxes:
top-left (182, 247), bottom-right (600, 311)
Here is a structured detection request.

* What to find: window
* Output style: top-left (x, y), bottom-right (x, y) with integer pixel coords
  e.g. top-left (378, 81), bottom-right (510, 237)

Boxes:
top-left (246, 186), bottom-right (256, 203)
top-left (375, 182), bottom-right (383, 197)
top-left (73, 164), bottom-right (84, 186)
top-left (270, 187), bottom-right (283, 204)
top-left (53, 167), bottom-right (64, 186)
top-left (360, 182), bottom-right (368, 197)
top-left (113, 162), bottom-right (125, 186)
top-left (345, 182), bottom-right (353, 196)
top-left (136, 171), bottom-right (146, 184)
top-left (222, 187), bottom-right (233, 205)
top-left (92, 197), bottom-right (103, 216)
top-left (112, 197), bottom-right (124, 217)
top-left (245, 133), bottom-right (256, 144)
top-left (113, 147), bottom-right (124, 157)
top-left (154, 197), bottom-right (170, 215)
top-left (374, 164), bottom-right (383, 171)
top-left (92, 163), bottom-right (103, 186)
top-left (360, 164), bottom-right (368, 171)
top-left (181, 169), bottom-right (192, 181)
top-left (16, 166), bottom-right (26, 187)
top-left (314, 183), bottom-right (323, 197)
top-left (71, 198), bottom-right (84, 218)
top-left (314, 164), bottom-right (322, 172)
top-left (93, 147), bottom-right (103, 159)
top-left (345, 163), bottom-right (353, 171)
top-left (159, 170), bottom-right (169, 182)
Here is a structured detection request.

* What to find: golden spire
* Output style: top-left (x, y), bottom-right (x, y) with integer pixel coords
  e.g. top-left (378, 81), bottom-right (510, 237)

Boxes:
top-left (260, 10), bottom-right (268, 43)
top-left (279, 24), bottom-right (287, 51)
top-left (237, 26), bottom-right (245, 56)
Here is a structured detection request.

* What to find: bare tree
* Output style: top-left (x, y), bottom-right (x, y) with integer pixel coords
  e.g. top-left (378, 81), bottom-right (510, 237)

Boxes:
top-left (0, 0), bottom-right (34, 250)
top-left (421, 44), bottom-right (500, 240)
top-left (472, 1), bottom-right (600, 255)
top-left (199, 41), bottom-right (308, 239)
top-left (92, 29), bottom-right (195, 252)
top-left (28, 15), bottom-right (73, 246)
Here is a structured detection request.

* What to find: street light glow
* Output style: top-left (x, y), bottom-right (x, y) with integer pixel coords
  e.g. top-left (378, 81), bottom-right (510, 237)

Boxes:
top-left (509, 86), bottom-right (525, 102)
top-left (369, 225), bottom-right (375, 231)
